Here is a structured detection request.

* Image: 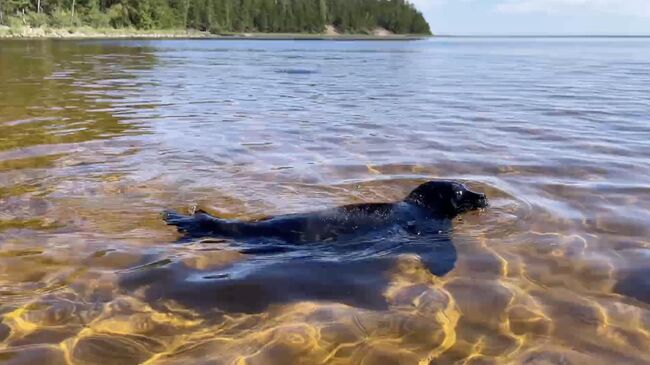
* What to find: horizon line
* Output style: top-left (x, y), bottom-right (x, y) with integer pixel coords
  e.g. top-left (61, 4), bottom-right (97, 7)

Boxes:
top-left (433, 34), bottom-right (650, 38)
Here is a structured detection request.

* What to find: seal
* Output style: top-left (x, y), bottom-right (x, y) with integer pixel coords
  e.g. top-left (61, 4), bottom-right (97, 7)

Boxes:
top-left (120, 181), bottom-right (488, 313)
top-left (163, 180), bottom-right (488, 243)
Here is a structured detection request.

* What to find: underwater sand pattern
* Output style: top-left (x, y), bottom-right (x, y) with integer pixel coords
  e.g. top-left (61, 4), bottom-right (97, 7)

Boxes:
top-left (1, 39), bottom-right (649, 364)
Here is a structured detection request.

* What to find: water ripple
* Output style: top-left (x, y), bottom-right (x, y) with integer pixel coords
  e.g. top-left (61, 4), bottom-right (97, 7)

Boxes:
top-left (0, 38), bottom-right (649, 365)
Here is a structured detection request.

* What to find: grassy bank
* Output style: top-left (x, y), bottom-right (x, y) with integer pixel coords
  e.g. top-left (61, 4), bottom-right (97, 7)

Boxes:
top-left (0, 25), bottom-right (206, 39)
top-left (0, 25), bottom-right (428, 40)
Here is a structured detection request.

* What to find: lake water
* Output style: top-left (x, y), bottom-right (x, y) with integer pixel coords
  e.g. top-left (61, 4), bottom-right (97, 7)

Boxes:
top-left (0, 38), bottom-right (649, 365)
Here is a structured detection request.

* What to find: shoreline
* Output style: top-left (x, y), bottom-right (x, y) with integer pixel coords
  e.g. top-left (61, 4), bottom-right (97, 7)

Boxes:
top-left (0, 26), bottom-right (429, 41)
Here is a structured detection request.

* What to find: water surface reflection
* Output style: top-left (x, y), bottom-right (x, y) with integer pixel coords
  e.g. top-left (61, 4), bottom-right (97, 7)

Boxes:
top-left (0, 38), bottom-right (649, 365)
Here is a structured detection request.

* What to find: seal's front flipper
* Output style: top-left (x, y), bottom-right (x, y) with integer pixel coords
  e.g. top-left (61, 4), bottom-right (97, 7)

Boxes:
top-left (403, 237), bottom-right (457, 277)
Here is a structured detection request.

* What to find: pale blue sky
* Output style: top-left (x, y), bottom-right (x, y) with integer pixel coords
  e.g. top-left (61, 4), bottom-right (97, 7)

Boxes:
top-left (411, 0), bottom-right (650, 35)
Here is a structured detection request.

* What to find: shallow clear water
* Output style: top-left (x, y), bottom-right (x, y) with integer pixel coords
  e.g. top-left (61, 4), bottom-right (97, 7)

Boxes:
top-left (0, 38), bottom-right (649, 365)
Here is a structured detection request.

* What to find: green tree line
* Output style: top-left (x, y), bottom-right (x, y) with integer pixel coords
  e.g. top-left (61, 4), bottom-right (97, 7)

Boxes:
top-left (0, 0), bottom-right (431, 34)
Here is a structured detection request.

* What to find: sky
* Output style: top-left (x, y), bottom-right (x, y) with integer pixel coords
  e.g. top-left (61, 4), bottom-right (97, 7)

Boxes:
top-left (410, 0), bottom-right (650, 35)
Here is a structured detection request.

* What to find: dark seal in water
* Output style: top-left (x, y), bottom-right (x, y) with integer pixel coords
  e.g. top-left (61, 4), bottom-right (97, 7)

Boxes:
top-left (163, 180), bottom-right (488, 244)
top-left (120, 181), bottom-right (488, 313)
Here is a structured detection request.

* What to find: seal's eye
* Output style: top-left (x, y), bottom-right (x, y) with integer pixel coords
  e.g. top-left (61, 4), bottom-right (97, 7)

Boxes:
top-left (455, 190), bottom-right (463, 199)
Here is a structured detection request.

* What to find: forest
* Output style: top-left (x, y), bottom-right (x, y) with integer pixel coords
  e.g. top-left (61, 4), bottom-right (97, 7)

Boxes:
top-left (0, 0), bottom-right (431, 34)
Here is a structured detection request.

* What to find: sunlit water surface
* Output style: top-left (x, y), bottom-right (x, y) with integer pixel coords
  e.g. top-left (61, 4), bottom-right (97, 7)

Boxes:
top-left (1, 38), bottom-right (649, 365)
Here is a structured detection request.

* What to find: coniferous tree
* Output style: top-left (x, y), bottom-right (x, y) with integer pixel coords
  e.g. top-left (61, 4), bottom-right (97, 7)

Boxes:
top-left (0, 0), bottom-right (431, 34)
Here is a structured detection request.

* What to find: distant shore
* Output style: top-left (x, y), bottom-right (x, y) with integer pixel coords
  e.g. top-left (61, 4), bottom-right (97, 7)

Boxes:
top-left (0, 26), bottom-right (429, 41)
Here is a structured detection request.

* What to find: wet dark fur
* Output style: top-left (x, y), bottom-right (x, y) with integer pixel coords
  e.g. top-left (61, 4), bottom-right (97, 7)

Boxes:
top-left (163, 180), bottom-right (488, 244)
top-left (120, 181), bottom-right (488, 313)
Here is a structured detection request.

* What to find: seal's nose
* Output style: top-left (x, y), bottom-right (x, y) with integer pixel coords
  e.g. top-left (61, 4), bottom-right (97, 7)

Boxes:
top-left (477, 194), bottom-right (489, 208)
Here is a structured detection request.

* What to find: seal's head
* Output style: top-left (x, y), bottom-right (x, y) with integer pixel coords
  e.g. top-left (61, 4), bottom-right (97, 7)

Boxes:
top-left (405, 180), bottom-right (488, 218)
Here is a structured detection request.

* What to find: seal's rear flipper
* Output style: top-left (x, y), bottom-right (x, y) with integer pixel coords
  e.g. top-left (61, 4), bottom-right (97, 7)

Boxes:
top-left (163, 210), bottom-right (207, 236)
top-left (163, 210), bottom-right (189, 223)
top-left (163, 210), bottom-right (230, 238)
